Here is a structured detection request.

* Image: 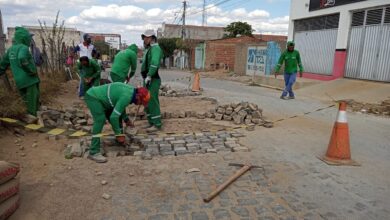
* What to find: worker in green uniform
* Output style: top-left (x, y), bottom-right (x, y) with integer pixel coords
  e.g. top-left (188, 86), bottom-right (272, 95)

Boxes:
top-left (77, 56), bottom-right (101, 95)
top-left (274, 41), bottom-right (304, 100)
top-left (0, 27), bottom-right (40, 117)
top-left (141, 30), bottom-right (163, 133)
top-left (85, 83), bottom-right (150, 163)
top-left (110, 44), bottom-right (138, 83)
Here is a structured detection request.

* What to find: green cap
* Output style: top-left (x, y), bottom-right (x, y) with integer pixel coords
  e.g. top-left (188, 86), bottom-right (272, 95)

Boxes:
top-left (287, 41), bottom-right (295, 46)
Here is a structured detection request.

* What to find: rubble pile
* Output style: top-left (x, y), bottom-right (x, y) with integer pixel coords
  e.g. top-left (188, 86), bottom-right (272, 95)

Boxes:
top-left (158, 101), bottom-right (273, 128)
top-left (346, 99), bottom-right (390, 116)
top-left (159, 84), bottom-right (201, 97)
top-left (38, 102), bottom-right (92, 132)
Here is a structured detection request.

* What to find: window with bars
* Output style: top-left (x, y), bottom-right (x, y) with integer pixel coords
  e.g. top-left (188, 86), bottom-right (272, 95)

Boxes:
top-left (351, 6), bottom-right (390, 26)
top-left (295, 14), bottom-right (340, 32)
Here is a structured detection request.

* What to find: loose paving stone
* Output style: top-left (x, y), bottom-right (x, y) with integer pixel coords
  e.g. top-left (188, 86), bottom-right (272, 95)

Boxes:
top-left (102, 193), bottom-right (111, 200)
top-left (199, 202), bottom-right (214, 209)
top-left (232, 147), bottom-right (249, 152)
top-left (213, 209), bottom-right (231, 220)
top-left (141, 152), bottom-right (153, 160)
top-left (258, 216), bottom-right (275, 220)
top-left (234, 190), bottom-right (252, 198)
top-left (175, 147), bottom-right (189, 155)
top-left (215, 146), bottom-right (231, 152)
top-left (303, 202), bottom-right (319, 210)
top-left (185, 192), bottom-right (199, 201)
top-left (137, 207), bottom-right (151, 214)
top-left (354, 202), bottom-right (367, 211)
top-left (174, 213), bottom-right (189, 220)
top-left (280, 217), bottom-right (297, 220)
top-left (178, 204), bottom-right (197, 212)
top-left (134, 151), bottom-right (144, 156)
top-left (231, 133), bottom-right (245, 138)
top-left (148, 214), bottom-right (169, 220)
top-left (156, 204), bottom-right (174, 213)
top-left (161, 151), bottom-right (175, 156)
top-left (319, 212), bottom-right (338, 220)
top-left (164, 137), bottom-right (175, 142)
top-left (272, 204), bottom-right (288, 215)
top-left (101, 180), bottom-right (108, 185)
top-left (237, 198), bottom-right (258, 206)
top-left (255, 207), bottom-right (268, 215)
top-left (206, 148), bottom-right (217, 153)
top-left (200, 143), bottom-right (212, 149)
top-left (159, 144), bottom-right (172, 152)
top-left (191, 211), bottom-right (209, 220)
top-left (219, 200), bottom-right (231, 207)
top-left (225, 142), bottom-right (240, 149)
top-left (170, 140), bottom-right (186, 145)
top-left (231, 207), bottom-right (249, 217)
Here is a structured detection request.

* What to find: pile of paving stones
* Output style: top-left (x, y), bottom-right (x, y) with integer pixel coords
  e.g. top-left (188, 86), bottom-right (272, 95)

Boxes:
top-left (158, 101), bottom-right (273, 129)
top-left (159, 84), bottom-right (201, 97)
top-left (38, 102), bottom-right (92, 132)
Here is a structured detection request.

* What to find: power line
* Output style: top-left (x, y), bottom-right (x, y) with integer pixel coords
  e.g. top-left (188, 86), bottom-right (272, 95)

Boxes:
top-left (202, 0), bottom-right (207, 26)
top-left (187, 0), bottom-right (234, 17)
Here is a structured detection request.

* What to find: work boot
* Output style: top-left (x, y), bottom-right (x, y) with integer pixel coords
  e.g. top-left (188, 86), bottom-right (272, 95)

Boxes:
top-left (141, 123), bottom-right (153, 129)
top-left (88, 153), bottom-right (107, 163)
top-left (21, 114), bottom-right (38, 124)
top-left (288, 96), bottom-right (295, 99)
top-left (146, 126), bottom-right (160, 133)
top-left (280, 96), bottom-right (288, 100)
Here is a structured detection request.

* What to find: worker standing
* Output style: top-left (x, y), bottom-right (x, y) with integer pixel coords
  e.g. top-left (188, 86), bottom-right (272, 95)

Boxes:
top-left (274, 41), bottom-right (304, 100)
top-left (0, 27), bottom-right (40, 117)
top-left (85, 83), bottom-right (150, 163)
top-left (110, 44), bottom-right (138, 83)
top-left (77, 56), bottom-right (101, 95)
top-left (141, 30), bottom-right (163, 133)
top-left (75, 34), bottom-right (96, 98)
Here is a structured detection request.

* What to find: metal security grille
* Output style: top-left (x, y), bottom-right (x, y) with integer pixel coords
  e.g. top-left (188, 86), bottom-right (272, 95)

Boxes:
top-left (346, 6), bottom-right (390, 82)
top-left (293, 14), bottom-right (339, 75)
top-left (295, 14), bottom-right (340, 31)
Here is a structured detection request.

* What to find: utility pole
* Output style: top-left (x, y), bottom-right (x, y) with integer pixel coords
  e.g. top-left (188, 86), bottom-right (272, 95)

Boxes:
top-left (181, 0), bottom-right (187, 40)
top-left (202, 0), bottom-right (207, 26)
top-left (180, 1), bottom-right (187, 69)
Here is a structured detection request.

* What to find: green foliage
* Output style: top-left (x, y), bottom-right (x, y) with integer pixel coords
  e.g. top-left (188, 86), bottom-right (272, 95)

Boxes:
top-left (158, 38), bottom-right (180, 58)
top-left (224, 21), bottom-right (254, 38)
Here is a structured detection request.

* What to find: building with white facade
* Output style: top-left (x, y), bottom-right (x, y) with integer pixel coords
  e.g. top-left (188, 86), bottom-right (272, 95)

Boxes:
top-left (288, 0), bottom-right (390, 82)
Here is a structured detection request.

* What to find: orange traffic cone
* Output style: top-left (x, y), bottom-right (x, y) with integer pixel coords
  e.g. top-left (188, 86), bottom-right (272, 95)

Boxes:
top-left (192, 72), bottom-right (201, 92)
top-left (318, 101), bottom-right (360, 166)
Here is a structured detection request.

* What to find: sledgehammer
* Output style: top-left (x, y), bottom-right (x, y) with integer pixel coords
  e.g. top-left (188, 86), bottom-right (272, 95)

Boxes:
top-left (203, 163), bottom-right (263, 203)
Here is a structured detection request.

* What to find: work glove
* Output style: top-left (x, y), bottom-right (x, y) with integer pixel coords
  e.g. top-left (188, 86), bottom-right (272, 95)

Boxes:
top-left (299, 71), bottom-right (303, 78)
top-left (125, 76), bottom-right (130, 84)
top-left (144, 76), bottom-right (152, 87)
top-left (115, 135), bottom-right (126, 145)
top-left (274, 71), bottom-right (278, 79)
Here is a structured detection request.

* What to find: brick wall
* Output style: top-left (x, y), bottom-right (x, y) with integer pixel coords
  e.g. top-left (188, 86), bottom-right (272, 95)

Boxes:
top-left (205, 36), bottom-right (264, 71)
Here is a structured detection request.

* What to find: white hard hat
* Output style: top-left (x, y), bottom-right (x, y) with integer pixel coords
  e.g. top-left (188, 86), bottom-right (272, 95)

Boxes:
top-left (141, 29), bottom-right (156, 39)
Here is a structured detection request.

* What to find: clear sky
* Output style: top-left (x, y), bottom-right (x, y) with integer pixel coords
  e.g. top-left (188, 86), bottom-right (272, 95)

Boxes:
top-left (1, 0), bottom-right (291, 46)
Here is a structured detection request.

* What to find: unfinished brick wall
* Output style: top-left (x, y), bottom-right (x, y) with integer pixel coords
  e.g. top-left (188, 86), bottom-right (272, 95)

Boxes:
top-left (205, 36), bottom-right (264, 71)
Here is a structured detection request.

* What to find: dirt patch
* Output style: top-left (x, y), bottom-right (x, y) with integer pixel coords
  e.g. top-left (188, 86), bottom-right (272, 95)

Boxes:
top-left (344, 99), bottom-right (390, 117)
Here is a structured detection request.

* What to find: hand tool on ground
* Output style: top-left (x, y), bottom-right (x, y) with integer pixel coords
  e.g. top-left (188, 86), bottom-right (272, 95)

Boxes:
top-left (125, 105), bottom-right (142, 135)
top-left (203, 163), bottom-right (263, 203)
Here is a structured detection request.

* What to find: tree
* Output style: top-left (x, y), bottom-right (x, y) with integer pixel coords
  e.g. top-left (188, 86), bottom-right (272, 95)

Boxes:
top-left (158, 38), bottom-right (180, 58)
top-left (38, 11), bottom-right (66, 76)
top-left (94, 41), bottom-right (110, 55)
top-left (224, 21), bottom-right (254, 38)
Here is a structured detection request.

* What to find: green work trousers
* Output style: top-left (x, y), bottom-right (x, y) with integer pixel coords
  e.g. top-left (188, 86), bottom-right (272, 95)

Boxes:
top-left (19, 83), bottom-right (40, 116)
top-left (110, 73), bottom-right (126, 83)
top-left (144, 78), bottom-right (162, 128)
top-left (85, 94), bottom-right (124, 155)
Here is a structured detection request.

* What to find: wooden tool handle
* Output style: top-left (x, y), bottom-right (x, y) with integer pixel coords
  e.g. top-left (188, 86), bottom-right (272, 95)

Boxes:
top-left (203, 165), bottom-right (251, 203)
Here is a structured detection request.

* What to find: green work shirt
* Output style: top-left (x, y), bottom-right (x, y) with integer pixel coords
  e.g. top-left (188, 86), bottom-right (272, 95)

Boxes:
top-left (275, 50), bottom-right (304, 74)
top-left (0, 27), bottom-right (39, 89)
top-left (141, 43), bottom-right (163, 78)
top-left (77, 59), bottom-right (101, 81)
top-left (86, 83), bottom-right (135, 135)
top-left (111, 46), bottom-right (138, 79)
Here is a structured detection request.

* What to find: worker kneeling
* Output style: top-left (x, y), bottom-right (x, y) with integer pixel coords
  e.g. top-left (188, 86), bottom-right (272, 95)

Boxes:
top-left (85, 82), bottom-right (150, 163)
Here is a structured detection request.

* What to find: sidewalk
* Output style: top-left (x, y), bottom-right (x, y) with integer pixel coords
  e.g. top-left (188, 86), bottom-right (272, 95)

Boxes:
top-left (295, 78), bottom-right (390, 103)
